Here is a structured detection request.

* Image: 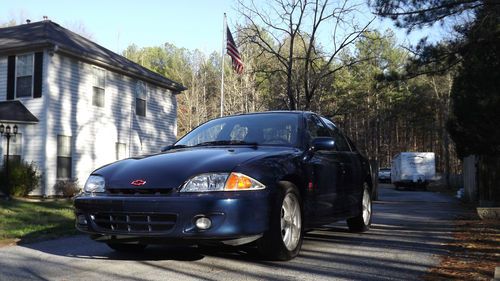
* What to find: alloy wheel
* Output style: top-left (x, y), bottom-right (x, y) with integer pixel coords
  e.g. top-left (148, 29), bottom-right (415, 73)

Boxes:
top-left (280, 192), bottom-right (302, 251)
top-left (362, 188), bottom-right (372, 226)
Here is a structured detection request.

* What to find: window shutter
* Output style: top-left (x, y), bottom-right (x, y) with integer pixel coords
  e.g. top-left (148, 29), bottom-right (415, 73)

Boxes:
top-left (7, 56), bottom-right (15, 100)
top-left (33, 52), bottom-right (43, 98)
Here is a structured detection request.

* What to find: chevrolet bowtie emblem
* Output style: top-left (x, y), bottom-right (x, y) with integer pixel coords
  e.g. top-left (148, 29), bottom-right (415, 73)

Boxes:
top-left (131, 179), bottom-right (147, 186)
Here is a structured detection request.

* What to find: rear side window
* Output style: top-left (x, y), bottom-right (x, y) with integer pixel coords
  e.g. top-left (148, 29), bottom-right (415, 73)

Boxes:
top-left (320, 117), bottom-right (351, 152)
top-left (306, 115), bottom-right (330, 145)
top-left (345, 136), bottom-right (359, 152)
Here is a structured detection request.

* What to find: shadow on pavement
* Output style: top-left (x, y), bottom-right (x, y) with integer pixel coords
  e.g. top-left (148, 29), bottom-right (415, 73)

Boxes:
top-left (21, 239), bottom-right (205, 261)
top-left (5, 184), bottom-right (469, 281)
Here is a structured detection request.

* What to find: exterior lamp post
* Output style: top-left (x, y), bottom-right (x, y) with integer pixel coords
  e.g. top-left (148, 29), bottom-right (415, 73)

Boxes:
top-left (0, 124), bottom-right (18, 198)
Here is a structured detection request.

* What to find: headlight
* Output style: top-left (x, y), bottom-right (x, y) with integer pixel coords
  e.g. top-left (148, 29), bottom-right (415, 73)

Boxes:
top-left (181, 173), bottom-right (228, 192)
top-left (84, 175), bottom-right (105, 193)
top-left (181, 172), bottom-right (265, 192)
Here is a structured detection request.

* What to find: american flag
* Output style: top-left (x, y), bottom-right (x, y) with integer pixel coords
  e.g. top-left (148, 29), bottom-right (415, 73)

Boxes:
top-left (226, 27), bottom-right (244, 74)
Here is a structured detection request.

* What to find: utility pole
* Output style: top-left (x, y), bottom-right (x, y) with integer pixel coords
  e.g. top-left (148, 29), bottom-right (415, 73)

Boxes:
top-left (220, 13), bottom-right (227, 117)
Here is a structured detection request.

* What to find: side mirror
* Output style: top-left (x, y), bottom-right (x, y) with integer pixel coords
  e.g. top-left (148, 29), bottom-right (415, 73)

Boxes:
top-left (160, 145), bottom-right (173, 152)
top-left (312, 137), bottom-right (336, 151)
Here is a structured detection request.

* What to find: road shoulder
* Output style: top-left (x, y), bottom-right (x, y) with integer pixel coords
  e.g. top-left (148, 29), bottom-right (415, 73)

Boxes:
top-left (424, 209), bottom-right (500, 281)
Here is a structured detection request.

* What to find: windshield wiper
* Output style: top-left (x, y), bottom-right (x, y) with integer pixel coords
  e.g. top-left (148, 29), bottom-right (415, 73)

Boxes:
top-left (171, 144), bottom-right (189, 149)
top-left (161, 144), bottom-right (189, 152)
top-left (194, 140), bottom-right (258, 147)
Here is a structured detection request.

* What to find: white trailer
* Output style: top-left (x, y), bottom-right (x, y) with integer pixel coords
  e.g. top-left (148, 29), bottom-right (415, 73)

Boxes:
top-left (391, 152), bottom-right (435, 188)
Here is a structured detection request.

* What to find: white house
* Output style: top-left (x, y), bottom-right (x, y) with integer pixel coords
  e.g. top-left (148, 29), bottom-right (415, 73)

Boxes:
top-left (0, 20), bottom-right (186, 196)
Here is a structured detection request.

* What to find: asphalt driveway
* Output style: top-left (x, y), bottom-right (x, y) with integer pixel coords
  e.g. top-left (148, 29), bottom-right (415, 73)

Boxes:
top-left (0, 184), bottom-right (466, 281)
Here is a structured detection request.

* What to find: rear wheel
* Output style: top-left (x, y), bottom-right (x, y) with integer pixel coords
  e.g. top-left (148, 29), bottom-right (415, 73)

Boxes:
top-left (347, 183), bottom-right (372, 232)
top-left (258, 183), bottom-right (303, 260)
top-left (106, 242), bottom-right (147, 252)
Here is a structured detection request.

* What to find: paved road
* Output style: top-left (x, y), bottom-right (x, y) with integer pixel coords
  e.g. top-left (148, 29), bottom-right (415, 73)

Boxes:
top-left (0, 185), bottom-right (466, 281)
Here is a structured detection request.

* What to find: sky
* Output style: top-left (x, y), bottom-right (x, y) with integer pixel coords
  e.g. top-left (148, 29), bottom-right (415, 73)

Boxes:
top-left (0, 0), bottom-right (443, 55)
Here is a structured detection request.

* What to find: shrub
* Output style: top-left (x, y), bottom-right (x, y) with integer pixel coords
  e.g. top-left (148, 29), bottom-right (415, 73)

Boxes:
top-left (0, 161), bottom-right (42, 197)
top-left (54, 179), bottom-right (80, 198)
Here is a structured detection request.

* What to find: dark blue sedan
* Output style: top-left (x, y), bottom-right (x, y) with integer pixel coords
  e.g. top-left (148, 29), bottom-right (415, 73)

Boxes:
top-left (74, 111), bottom-right (373, 260)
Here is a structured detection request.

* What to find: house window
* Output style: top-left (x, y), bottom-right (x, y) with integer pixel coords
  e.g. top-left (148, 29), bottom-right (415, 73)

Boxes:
top-left (116, 142), bottom-right (127, 160)
top-left (92, 67), bottom-right (105, 107)
top-left (136, 98), bottom-right (146, 117)
top-left (135, 81), bottom-right (147, 116)
top-left (57, 135), bottom-right (72, 179)
top-left (16, 54), bottom-right (34, 98)
top-left (3, 133), bottom-right (22, 165)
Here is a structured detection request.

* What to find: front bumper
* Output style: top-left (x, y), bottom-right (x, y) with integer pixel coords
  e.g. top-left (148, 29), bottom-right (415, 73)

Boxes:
top-left (74, 190), bottom-right (271, 242)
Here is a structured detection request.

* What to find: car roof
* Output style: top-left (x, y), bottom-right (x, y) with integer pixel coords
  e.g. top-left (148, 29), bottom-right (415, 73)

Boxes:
top-left (209, 111), bottom-right (303, 122)
top-left (209, 111), bottom-right (340, 129)
top-left (217, 110), bottom-right (331, 121)
top-left (229, 110), bottom-right (306, 116)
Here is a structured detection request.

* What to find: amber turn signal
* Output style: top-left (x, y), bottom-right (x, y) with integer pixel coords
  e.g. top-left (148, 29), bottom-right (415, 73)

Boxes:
top-left (224, 173), bottom-right (265, 191)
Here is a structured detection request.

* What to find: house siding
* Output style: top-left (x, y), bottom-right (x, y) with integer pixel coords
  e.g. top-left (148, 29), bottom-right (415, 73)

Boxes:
top-left (41, 52), bottom-right (177, 195)
top-left (1, 50), bottom-right (178, 196)
top-left (0, 53), bottom-right (48, 196)
top-left (0, 56), bottom-right (6, 100)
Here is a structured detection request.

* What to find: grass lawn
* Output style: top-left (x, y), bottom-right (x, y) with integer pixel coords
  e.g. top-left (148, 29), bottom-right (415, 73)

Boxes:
top-left (0, 199), bottom-right (77, 244)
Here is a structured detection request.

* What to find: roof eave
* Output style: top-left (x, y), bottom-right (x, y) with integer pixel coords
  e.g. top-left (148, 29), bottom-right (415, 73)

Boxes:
top-left (0, 42), bottom-right (53, 56)
top-left (0, 42), bottom-right (187, 93)
top-left (0, 101), bottom-right (40, 124)
top-left (56, 48), bottom-right (187, 93)
top-left (0, 119), bottom-right (39, 124)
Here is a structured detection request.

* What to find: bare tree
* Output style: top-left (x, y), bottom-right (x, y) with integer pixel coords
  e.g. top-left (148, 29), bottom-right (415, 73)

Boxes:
top-left (238, 0), bottom-right (374, 110)
top-left (0, 19), bottom-right (17, 28)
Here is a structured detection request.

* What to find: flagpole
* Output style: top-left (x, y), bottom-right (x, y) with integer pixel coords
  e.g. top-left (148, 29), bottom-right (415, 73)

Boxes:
top-left (220, 13), bottom-right (227, 117)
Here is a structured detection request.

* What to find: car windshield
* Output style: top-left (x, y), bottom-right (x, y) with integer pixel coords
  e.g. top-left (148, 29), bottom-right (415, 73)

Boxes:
top-left (176, 113), bottom-right (300, 147)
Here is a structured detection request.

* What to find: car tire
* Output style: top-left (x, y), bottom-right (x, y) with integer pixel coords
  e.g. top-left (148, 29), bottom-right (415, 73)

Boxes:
top-left (106, 243), bottom-right (147, 252)
top-left (347, 183), bottom-right (372, 233)
top-left (257, 182), bottom-right (303, 261)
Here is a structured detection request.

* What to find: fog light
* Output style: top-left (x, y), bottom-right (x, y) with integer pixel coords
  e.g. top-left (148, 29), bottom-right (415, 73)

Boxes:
top-left (195, 217), bottom-right (212, 230)
top-left (77, 215), bottom-right (87, 225)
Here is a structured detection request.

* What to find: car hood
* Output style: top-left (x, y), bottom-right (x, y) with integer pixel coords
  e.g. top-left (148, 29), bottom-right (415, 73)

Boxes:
top-left (94, 146), bottom-right (296, 190)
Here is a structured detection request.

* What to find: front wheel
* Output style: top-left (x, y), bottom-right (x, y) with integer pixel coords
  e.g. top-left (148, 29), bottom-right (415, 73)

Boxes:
top-left (347, 183), bottom-right (372, 232)
top-left (257, 183), bottom-right (303, 260)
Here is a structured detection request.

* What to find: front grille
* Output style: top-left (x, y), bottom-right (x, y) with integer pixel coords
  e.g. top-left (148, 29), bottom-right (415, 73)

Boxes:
top-left (90, 212), bottom-right (177, 234)
top-left (106, 188), bottom-right (173, 196)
